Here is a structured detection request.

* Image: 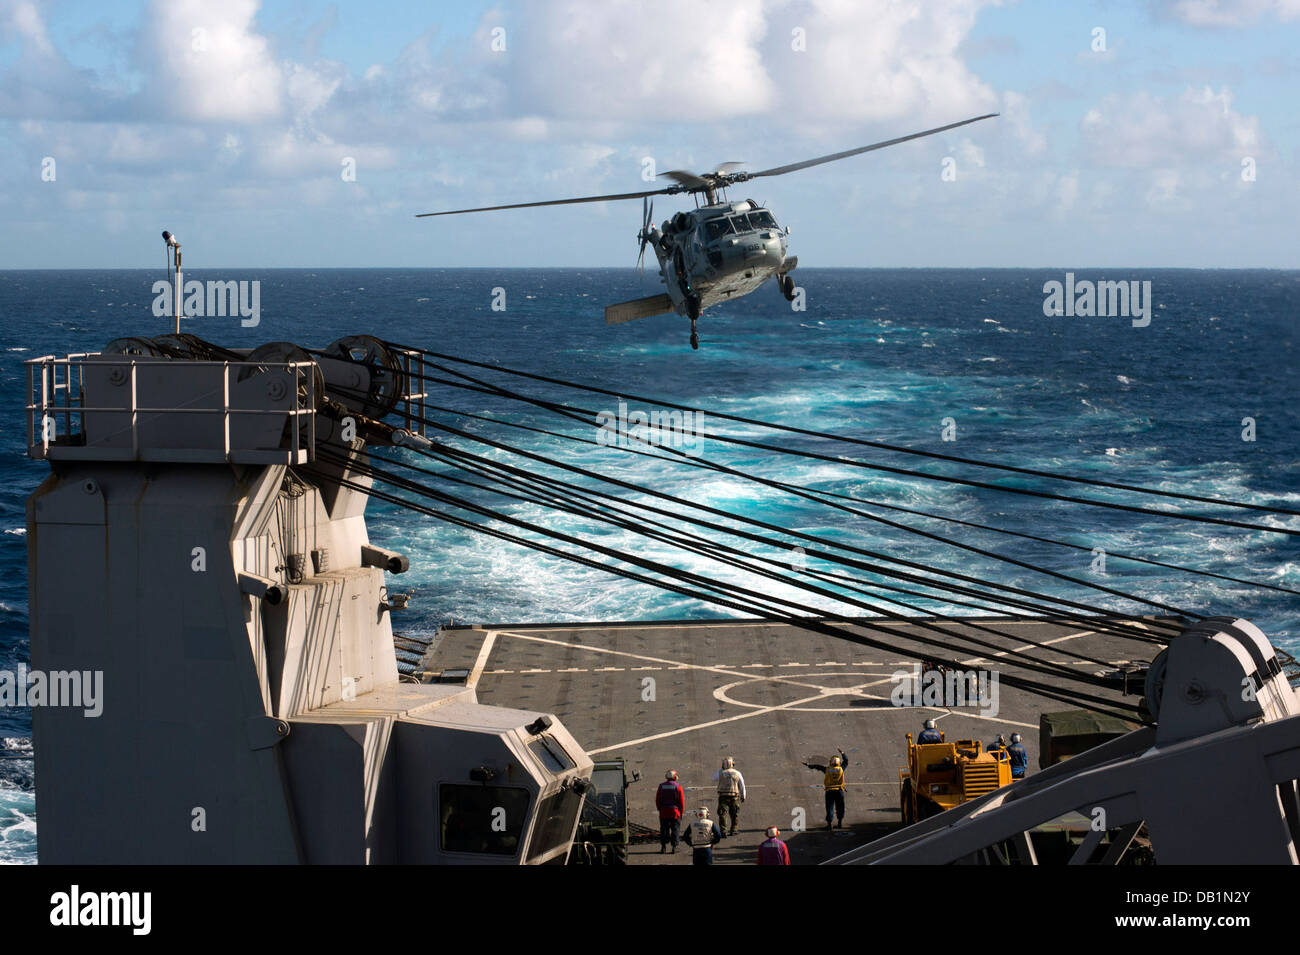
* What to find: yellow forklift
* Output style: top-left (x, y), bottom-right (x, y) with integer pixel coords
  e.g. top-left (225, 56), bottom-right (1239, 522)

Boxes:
top-left (899, 732), bottom-right (1012, 824)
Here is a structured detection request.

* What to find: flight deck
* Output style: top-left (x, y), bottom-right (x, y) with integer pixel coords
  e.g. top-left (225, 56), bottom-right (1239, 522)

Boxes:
top-left (421, 615), bottom-right (1163, 864)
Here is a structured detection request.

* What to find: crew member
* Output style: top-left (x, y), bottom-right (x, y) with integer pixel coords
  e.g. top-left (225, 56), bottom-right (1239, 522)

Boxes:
top-left (683, 807), bottom-right (722, 865)
top-left (1007, 733), bottom-right (1029, 779)
top-left (987, 734), bottom-right (1008, 761)
top-left (715, 757), bottom-right (747, 837)
top-left (804, 747), bottom-right (849, 830)
top-left (917, 718), bottom-right (943, 744)
top-left (756, 826), bottom-right (791, 866)
top-left (656, 770), bottom-right (685, 853)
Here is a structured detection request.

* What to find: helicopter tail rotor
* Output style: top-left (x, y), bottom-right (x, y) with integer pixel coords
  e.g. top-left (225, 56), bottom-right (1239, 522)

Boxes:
top-left (637, 196), bottom-right (654, 274)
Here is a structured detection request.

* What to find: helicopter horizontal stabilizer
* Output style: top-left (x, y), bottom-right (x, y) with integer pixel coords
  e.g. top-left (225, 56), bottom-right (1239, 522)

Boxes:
top-left (605, 293), bottom-right (674, 326)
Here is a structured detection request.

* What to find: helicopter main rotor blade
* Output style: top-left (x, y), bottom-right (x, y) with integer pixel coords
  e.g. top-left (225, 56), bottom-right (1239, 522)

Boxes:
top-left (662, 170), bottom-right (711, 190)
top-left (416, 186), bottom-right (677, 218)
top-left (744, 112), bottom-right (998, 180)
top-left (711, 161), bottom-right (746, 176)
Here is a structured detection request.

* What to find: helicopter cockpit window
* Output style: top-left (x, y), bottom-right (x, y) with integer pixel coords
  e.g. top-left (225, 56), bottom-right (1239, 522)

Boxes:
top-left (704, 218), bottom-right (734, 242)
top-left (748, 210), bottom-right (778, 230)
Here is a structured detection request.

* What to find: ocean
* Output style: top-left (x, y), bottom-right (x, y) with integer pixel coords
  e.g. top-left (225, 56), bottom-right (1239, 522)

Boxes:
top-left (0, 266), bottom-right (1297, 864)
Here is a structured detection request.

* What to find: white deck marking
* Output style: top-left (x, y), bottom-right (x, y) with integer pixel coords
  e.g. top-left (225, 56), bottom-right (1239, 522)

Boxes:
top-left (485, 626), bottom-right (1092, 750)
top-left (465, 630), bottom-right (498, 689)
top-left (957, 628), bottom-right (1097, 667)
top-left (489, 630), bottom-right (829, 691)
top-left (587, 690), bottom-right (830, 755)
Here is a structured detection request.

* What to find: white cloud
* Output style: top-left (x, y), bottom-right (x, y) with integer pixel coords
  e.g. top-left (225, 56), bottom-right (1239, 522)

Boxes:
top-left (1000, 91), bottom-right (1047, 156)
top-left (508, 0), bottom-right (776, 121)
top-left (141, 0), bottom-right (284, 121)
top-left (957, 138), bottom-right (986, 169)
top-left (769, 0), bottom-right (1002, 125)
top-left (1160, 0), bottom-right (1300, 26)
top-left (286, 61), bottom-right (343, 121)
top-left (1145, 168), bottom-right (1181, 204)
top-left (1057, 170), bottom-right (1080, 211)
top-left (2, 0), bottom-right (52, 55)
top-left (1080, 86), bottom-right (1260, 167)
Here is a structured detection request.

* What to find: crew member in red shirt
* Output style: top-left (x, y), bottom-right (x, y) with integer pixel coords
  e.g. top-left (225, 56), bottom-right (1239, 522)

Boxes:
top-left (656, 769), bottom-right (686, 853)
top-left (756, 826), bottom-right (791, 865)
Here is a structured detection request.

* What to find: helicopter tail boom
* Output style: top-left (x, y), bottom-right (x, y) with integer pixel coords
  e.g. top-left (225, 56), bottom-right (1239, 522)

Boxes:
top-left (605, 293), bottom-right (675, 326)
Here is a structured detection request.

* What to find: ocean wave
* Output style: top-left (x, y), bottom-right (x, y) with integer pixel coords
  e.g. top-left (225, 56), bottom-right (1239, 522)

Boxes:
top-left (0, 790), bottom-right (36, 865)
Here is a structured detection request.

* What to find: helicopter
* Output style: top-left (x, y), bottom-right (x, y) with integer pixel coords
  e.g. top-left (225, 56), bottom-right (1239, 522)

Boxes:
top-left (418, 113), bottom-right (997, 349)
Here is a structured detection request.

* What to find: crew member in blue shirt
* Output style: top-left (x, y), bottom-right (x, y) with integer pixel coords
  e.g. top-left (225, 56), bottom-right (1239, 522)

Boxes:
top-left (1007, 733), bottom-right (1029, 779)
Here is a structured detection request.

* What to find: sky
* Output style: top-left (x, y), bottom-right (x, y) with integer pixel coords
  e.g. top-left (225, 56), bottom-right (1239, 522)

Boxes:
top-left (1, 0), bottom-right (1297, 268)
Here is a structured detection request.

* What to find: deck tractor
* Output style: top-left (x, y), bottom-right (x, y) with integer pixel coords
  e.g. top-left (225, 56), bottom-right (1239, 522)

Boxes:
top-left (900, 732), bottom-right (1013, 824)
top-left (569, 759), bottom-right (641, 865)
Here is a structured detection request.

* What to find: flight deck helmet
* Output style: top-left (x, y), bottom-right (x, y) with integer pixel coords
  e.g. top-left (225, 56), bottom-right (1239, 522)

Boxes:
top-left (924, 719), bottom-right (937, 730)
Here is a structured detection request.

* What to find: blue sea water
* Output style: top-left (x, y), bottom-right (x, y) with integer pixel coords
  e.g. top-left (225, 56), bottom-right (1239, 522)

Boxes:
top-left (0, 267), bottom-right (1297, 863)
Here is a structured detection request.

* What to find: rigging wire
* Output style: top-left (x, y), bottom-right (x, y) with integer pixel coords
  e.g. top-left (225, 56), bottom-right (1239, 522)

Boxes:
top-left (319, 373), bottom-right (1181, 643)
top-left (309, 455), bottom-right (1145, 721)
top-left (380, 343), bottom-right (1300, 521)
top-left (348, 443), bottom-right (1141, 672)
top-left (330, 385), bottom-right (1187, 640)
top-left (376, 391), bottom-right (1298, 599)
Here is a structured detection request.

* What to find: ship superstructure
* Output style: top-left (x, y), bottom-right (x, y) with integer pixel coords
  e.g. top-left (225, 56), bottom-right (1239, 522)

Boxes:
top-left (24, 338), bottom-right (591, 863)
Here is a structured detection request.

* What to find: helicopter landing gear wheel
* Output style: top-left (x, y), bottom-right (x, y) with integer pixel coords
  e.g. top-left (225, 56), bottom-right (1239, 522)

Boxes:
top-left (780, 273), bottom-right (796, 301)
top-left (687, 297), bottom-right (701, 350)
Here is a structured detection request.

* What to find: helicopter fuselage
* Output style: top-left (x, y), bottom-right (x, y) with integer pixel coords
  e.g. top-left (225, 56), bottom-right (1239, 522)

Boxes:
top-left (645, 200), bottom-right (794, 319)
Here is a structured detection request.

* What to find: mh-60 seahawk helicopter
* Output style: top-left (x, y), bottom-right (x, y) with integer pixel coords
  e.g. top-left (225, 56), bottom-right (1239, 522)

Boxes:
top-left (419, 113), bottom-right (996, 349)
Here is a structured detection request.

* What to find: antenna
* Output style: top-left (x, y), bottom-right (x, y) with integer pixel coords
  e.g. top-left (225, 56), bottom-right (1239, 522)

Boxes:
top-left (162, 230), bottom-right (182, 334)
